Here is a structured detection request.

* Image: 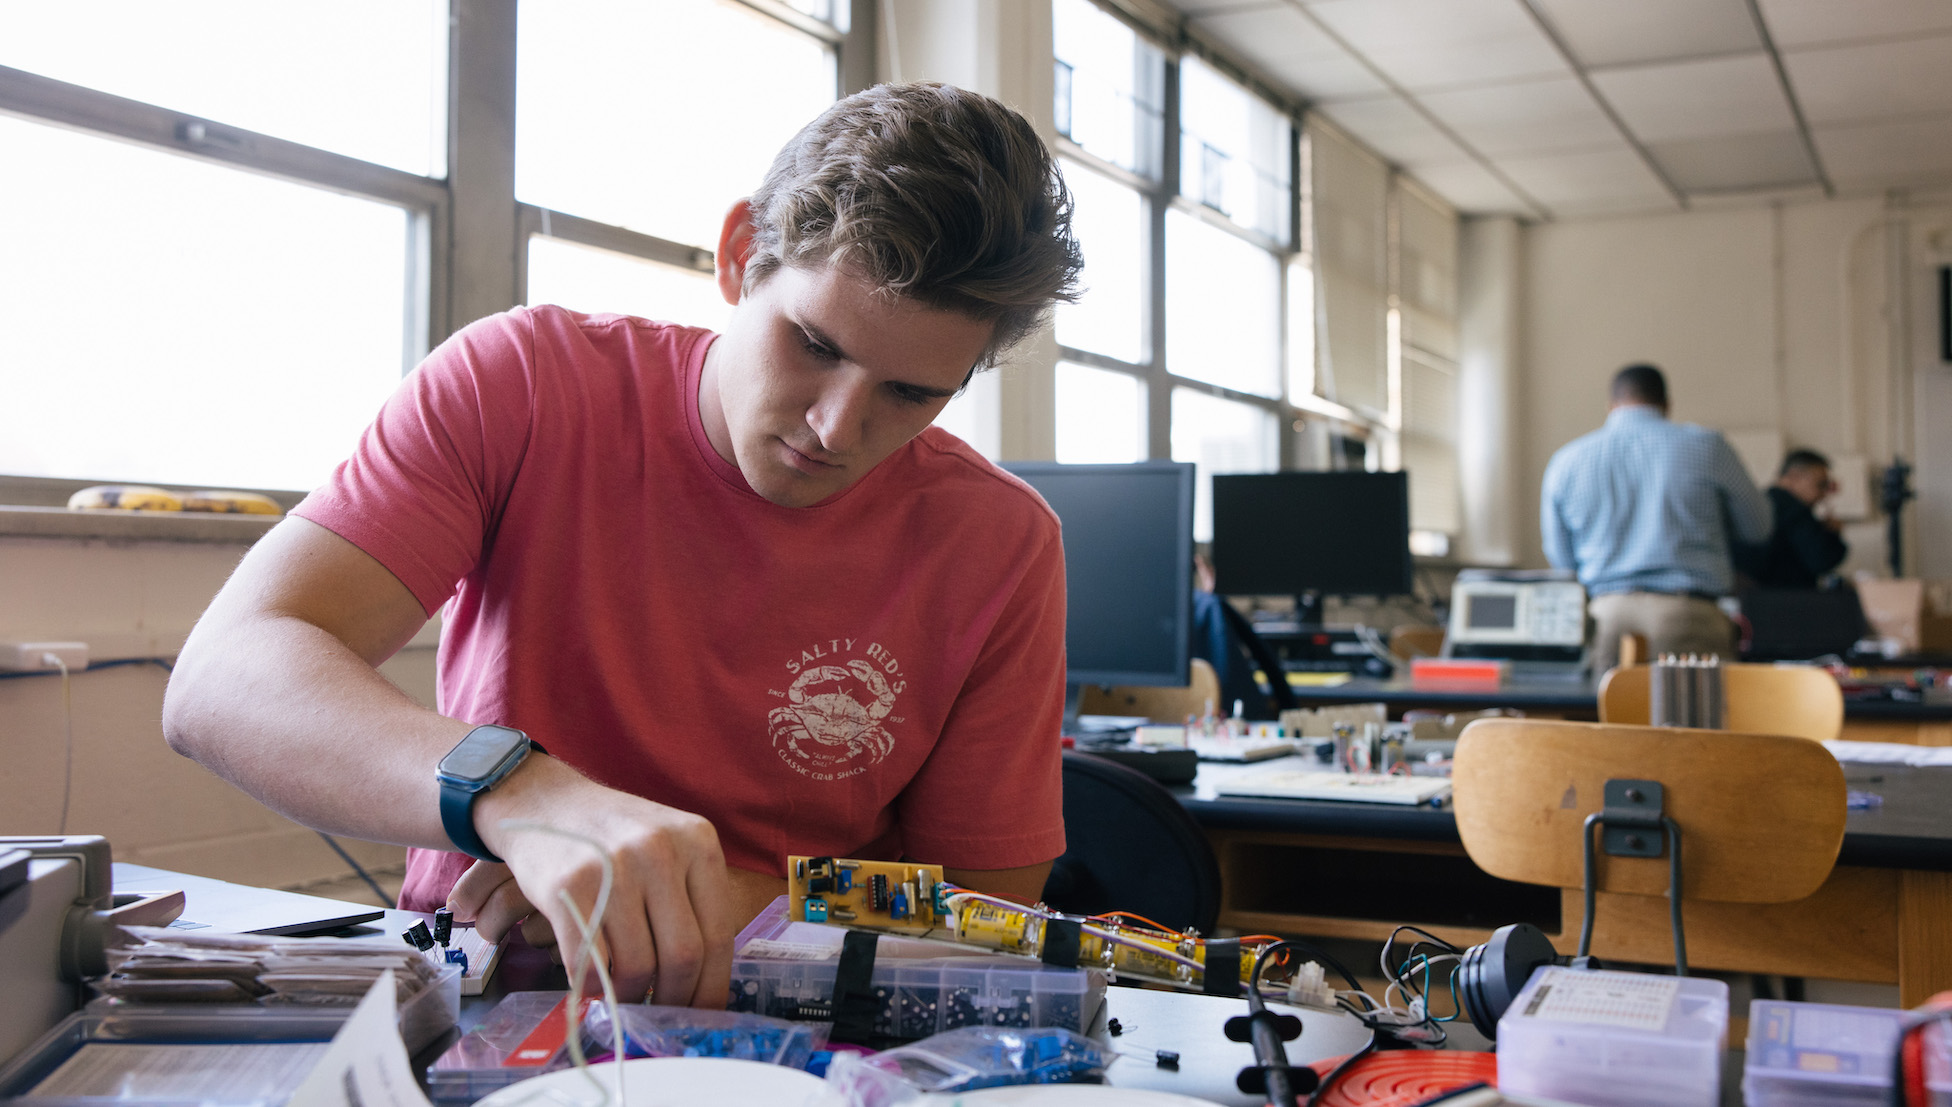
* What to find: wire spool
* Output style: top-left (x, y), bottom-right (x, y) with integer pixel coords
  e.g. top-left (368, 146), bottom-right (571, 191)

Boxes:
top-left (1304, 1050), bottom-right (1498, 1107)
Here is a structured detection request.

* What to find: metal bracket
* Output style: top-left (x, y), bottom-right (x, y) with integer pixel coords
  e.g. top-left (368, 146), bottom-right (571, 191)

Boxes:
top-left (1600, 779), bottom-right (1665, 858)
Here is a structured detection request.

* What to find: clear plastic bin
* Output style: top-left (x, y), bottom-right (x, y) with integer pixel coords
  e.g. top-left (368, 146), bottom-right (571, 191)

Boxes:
top-left (1743, 999), bottom-right (1904, 1106)
top-left (0, 1007), bottom-right (352, 1105)
top-left (727, 897), bottom-right (1104, 1041)
top-left (1495, 966), bottom-right (1727, 1107)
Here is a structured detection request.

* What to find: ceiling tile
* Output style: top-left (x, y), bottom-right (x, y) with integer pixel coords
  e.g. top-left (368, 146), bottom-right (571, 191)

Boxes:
top-left (1314, 95), bottom-right (1471, 165)
top-left (1167, 0), bottom-right (1275, 14)
top-left (1784, 36), bottom-right (1952, 125)
top-left (1812, 114), bottom-right (1952, 191)
top-left (1591, 53), bottom-right (1796, 142)
top-left (1399, 159), bottom-right (1538, 216)
top-left (1645, 130), bottom-right (1817, 192)
top-left (1532, 0), bottom-right (1760, 67)
top-left (1496, 144), bottom-right (1678, 213)
top-left (1417, 76), bottom-right (1620, 155)
top-left (1303, 0), bottom-right (1571, 91)
top-left (1759, 0), bottom-right (1952, 48)
top-left (1193, 6), bottom-right (1388, 101)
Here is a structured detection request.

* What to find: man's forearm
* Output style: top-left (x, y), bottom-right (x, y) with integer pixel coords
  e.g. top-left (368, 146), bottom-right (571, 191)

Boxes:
top-left (164, 606), bottom-right (472, 850)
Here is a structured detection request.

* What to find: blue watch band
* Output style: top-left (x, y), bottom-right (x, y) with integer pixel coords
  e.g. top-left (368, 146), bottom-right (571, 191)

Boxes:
top-left (439, 776), bottom-right (502, 863)
top-left (436, 724), bottom-right (529, 864)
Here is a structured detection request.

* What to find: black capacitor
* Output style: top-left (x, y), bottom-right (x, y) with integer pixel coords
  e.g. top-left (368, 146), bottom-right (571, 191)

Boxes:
top-left (432, 907), bottom-right (453, 947)
top-left (402, 920), bottom-right (435, 951)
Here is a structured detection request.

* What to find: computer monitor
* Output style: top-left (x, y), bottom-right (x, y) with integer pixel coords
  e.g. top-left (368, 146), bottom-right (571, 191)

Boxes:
top-left (1210, 471), bottom-right (1413, 626)
top-left (1000, 461), bottom-right (1196, 691)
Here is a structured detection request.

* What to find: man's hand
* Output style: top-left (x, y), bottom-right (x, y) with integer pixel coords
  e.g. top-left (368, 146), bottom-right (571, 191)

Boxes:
top-left (464, 755), bottom-right (737, 1008)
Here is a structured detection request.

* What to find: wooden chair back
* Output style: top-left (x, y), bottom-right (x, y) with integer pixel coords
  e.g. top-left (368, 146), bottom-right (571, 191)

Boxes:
top-left (1597, 663), bottom-right (1845, 742)
top-left (1618, 633), bottom-right (1649, 668)
top-left (1389, 625), bottom-right (1446, 660)
top-left (1452, 718), bottom-right (1846, 904)
top-left (1079, 657), bottom-right (1223, 721)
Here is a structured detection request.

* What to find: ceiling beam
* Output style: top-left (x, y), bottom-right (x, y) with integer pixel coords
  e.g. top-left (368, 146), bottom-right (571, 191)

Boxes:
top-left (1743, 0), bottom-right (1836, 198)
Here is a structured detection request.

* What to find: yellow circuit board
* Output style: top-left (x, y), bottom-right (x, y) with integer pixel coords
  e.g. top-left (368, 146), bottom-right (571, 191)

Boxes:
top-left (787, 856), bottom-right (947, 935)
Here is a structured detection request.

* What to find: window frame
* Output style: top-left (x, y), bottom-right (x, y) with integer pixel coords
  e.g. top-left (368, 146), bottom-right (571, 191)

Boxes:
top-left (0, 0), bottom-right (871, 519)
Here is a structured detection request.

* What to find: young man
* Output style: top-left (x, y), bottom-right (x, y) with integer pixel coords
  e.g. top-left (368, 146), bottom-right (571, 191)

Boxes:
top-left (162, 83), bottom-right (1084, 1009)
top-left (1737, 449), bottom-right (1848, 589)
top-left (1540, 363), bottom-right (1771, 672)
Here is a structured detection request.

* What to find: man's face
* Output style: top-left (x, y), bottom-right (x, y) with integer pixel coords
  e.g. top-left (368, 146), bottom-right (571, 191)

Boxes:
top-left (699, 259), bottom-right (994, 508)
top-left (1780, 464), bottom-right (1835, 506)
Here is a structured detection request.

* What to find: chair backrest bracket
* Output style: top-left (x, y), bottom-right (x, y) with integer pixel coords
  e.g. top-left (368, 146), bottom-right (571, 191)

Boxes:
top-left (1600, 779), bottom-right (1667, 858)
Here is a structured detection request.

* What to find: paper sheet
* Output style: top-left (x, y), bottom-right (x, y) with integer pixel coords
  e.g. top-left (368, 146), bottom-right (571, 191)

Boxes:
top-left (1824, 740), bottom-right (1952, 767)
top-left (288, 968), bottom-right (435, 1107)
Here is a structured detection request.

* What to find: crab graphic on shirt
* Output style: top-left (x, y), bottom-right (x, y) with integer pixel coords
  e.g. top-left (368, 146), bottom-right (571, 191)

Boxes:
top-left (769, 659), bottom-right (899, 774)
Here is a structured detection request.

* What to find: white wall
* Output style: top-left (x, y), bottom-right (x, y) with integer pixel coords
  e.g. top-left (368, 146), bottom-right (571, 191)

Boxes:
top-left (0, 531), bottom-right (431, 888)
top-left (1516, 191), bottom-right (1952, 577)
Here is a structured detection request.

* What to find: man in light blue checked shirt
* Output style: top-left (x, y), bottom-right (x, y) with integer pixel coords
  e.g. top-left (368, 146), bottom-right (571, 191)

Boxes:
top-left (1542, 364), bottom-right (1771, 672)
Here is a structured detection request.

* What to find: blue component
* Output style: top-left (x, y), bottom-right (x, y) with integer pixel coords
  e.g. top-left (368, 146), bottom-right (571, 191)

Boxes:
top-left (891, 891), bottom-right (909, 920)
top-left (805, 897), bottom-right (829, 923)
top-left (444, 949), bottom-right (469, 973)
top-left (934, 885), bottom-right (951, 915)
top-left (837, 868), bottom-right (853, 893)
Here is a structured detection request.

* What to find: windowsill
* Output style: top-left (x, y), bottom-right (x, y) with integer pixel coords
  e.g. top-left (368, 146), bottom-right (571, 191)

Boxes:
top-left (0, 505), bottom-right (281, 543)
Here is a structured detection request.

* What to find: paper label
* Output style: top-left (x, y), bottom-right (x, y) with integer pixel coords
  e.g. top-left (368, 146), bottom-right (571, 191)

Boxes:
top-left (1521, 968), bottom-right (1679, 1030)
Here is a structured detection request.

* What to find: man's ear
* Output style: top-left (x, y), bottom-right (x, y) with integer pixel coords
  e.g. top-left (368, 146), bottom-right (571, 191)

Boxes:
top-left (716, 199), bottom-right (757, 306)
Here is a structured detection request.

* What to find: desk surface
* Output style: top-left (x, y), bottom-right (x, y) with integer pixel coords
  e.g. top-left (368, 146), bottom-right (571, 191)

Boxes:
top-left (1283, 674), bottom-right (1952, 721)
top-left (1175, 757), bottom-right (1952, 872)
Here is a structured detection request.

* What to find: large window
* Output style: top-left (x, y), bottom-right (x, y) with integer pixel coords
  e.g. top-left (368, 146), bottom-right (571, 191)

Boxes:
top-left (0, 1), bottom-right (858, 493)
top-left (1050, 0), bottom-right (1462, 552)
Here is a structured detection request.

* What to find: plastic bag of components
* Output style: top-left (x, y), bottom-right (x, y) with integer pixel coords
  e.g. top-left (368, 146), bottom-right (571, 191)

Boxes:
top-left (582, 1003), bottom-right (828, 1069)
top-left (819, 1027), bottom-right (1110, 1105)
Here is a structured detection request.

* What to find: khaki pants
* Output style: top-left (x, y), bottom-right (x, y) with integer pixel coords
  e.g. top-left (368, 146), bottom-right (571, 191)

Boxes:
top-left (1588, 592), bottom-right (1736, 673)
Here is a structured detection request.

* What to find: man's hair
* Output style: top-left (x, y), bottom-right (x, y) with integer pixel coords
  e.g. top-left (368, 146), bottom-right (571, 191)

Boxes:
top-left (744, 82), bottom-right (1083, 368)
top-left (1611, 363), bottom-right (1668, 407)
top-left (1780, 448), bottom-right (1832, 477)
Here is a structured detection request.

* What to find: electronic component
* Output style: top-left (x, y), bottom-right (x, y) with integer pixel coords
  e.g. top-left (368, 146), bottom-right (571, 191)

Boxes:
top-left (402, 920), bottom-right (435, 951)
top-left (785, 855), bottom-right (1272, 997)
top-left (444, 948), bottom-right (470, 973)
top-left (433, 907), bottom-right (453, 947)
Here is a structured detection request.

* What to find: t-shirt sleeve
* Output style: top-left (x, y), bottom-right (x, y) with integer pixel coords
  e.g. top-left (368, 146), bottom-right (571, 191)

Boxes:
top-left (895, 518), bottom-right (1068, 871)
top-left (292, 310), bottom-right (538, 615)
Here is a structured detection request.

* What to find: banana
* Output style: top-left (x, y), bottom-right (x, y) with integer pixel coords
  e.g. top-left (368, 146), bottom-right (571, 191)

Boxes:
top-left (181, 490), bottom-right (284, 516)
top-left (66, 485), bottom-right (184, 512)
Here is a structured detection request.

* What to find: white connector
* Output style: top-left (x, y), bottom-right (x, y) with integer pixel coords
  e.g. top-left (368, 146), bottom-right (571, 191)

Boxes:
top-left (0, 641), bottom-right (89, 672)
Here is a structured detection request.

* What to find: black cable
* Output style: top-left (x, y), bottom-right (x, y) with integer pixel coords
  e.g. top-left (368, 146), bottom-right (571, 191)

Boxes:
top-left (1306, 1029), bottom-right (1378, 1107)
top-left (314, 832), bottom-right (394, 909)
top-left (1250, 938), bottom-right (1367, 998)
top-left (0, 656), bottom-right (175, 680)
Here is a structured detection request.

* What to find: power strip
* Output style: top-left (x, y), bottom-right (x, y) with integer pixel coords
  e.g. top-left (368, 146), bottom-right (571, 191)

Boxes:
top-left (0, 641), bottom-right (89, 672)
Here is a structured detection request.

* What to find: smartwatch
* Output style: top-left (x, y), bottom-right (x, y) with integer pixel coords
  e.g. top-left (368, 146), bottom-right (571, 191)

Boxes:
top-left (436, 724), bottom-right (531, 863)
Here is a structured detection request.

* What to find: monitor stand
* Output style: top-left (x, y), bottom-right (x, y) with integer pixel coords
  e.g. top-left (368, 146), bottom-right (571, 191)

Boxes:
top-left (1292, 590), bottom-right (1326, 631)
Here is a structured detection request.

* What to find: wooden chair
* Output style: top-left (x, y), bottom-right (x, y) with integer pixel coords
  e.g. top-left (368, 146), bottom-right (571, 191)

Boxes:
top-left (1079, 657), bottom-right (1223, 722)
top-left (1389, 624), bottom-right (1446, 660)
top-left (1597, 663), bottom-right (1845, 742)
top-left (1453, 718), bottom-right (1846, 972)
top-left (1618, 633), bottom-right (1649, 668)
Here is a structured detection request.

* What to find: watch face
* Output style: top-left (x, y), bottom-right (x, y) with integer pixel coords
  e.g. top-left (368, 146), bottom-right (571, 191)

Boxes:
top-left (439, 725), bottom-right (527, 781)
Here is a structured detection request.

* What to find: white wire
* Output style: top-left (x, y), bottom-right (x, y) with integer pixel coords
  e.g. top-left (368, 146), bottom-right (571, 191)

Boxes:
top-left (495, 821), bottom-right (627, 1107)
top-left (50, 654), bottom-right (73, 834)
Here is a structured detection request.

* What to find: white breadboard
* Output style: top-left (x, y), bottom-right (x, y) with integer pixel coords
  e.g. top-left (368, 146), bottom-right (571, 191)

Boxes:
top-left (418, 925), bottom-right (503, 995)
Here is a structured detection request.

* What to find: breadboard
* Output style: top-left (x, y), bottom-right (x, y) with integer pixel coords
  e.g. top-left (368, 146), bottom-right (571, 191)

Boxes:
top-left (786, 856), bottom-right (947, 935)
top-left (417, 925), bottom-right (503, 995)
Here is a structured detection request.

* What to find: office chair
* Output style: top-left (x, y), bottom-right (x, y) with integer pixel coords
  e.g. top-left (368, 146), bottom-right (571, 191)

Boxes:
top-left (1040, 750), bottom-right (1221, 935)
top-left (1597, 662), bottom-right (1845, 742)
top-left (1451, 718), bottom-right (1845, 976)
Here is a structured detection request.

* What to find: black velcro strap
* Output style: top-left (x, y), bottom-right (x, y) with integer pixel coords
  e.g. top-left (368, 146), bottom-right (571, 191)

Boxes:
top-left (1204, 939), bottom-right (1242, 996)
top-left (1041, 918), bottom-right (1083, 969)
top-left (829, 929), bottom-right (881, 1044)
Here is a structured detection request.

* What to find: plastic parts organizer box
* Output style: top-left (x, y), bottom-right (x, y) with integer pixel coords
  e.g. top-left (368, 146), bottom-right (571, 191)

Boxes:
top-left (1495, 966), bottom-right (1728, 1107)
top-left (728, 897), bottom-right (1105, 1041)
top-left (1744, 999), bottom-right (1908, 1106)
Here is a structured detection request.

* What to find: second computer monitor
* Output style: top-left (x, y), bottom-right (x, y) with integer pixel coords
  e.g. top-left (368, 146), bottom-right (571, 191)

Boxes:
top-left (1001, 460), bottom-right (1195, 689)
top-left (1210, 471), bottom-right (1413, 605)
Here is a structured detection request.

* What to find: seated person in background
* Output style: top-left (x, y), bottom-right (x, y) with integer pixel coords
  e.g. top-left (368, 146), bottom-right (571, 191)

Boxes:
top-left (1541, 363), bottom-right (1771, 672)
top-left (162, 83), bottom-right (1083, 1009)
top-left (1190, 553), bottom-right (1291, 719)
top-left (1737, 449), bottom-right (1848, 589)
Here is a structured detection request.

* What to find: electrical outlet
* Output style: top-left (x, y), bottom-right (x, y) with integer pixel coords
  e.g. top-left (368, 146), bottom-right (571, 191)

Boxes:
top-left (0, 641), bottom-right (89, 672)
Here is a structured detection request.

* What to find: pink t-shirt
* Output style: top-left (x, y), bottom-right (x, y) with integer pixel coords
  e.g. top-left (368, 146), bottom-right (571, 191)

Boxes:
top-left (293, 306), bottom-right (1068, 911)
